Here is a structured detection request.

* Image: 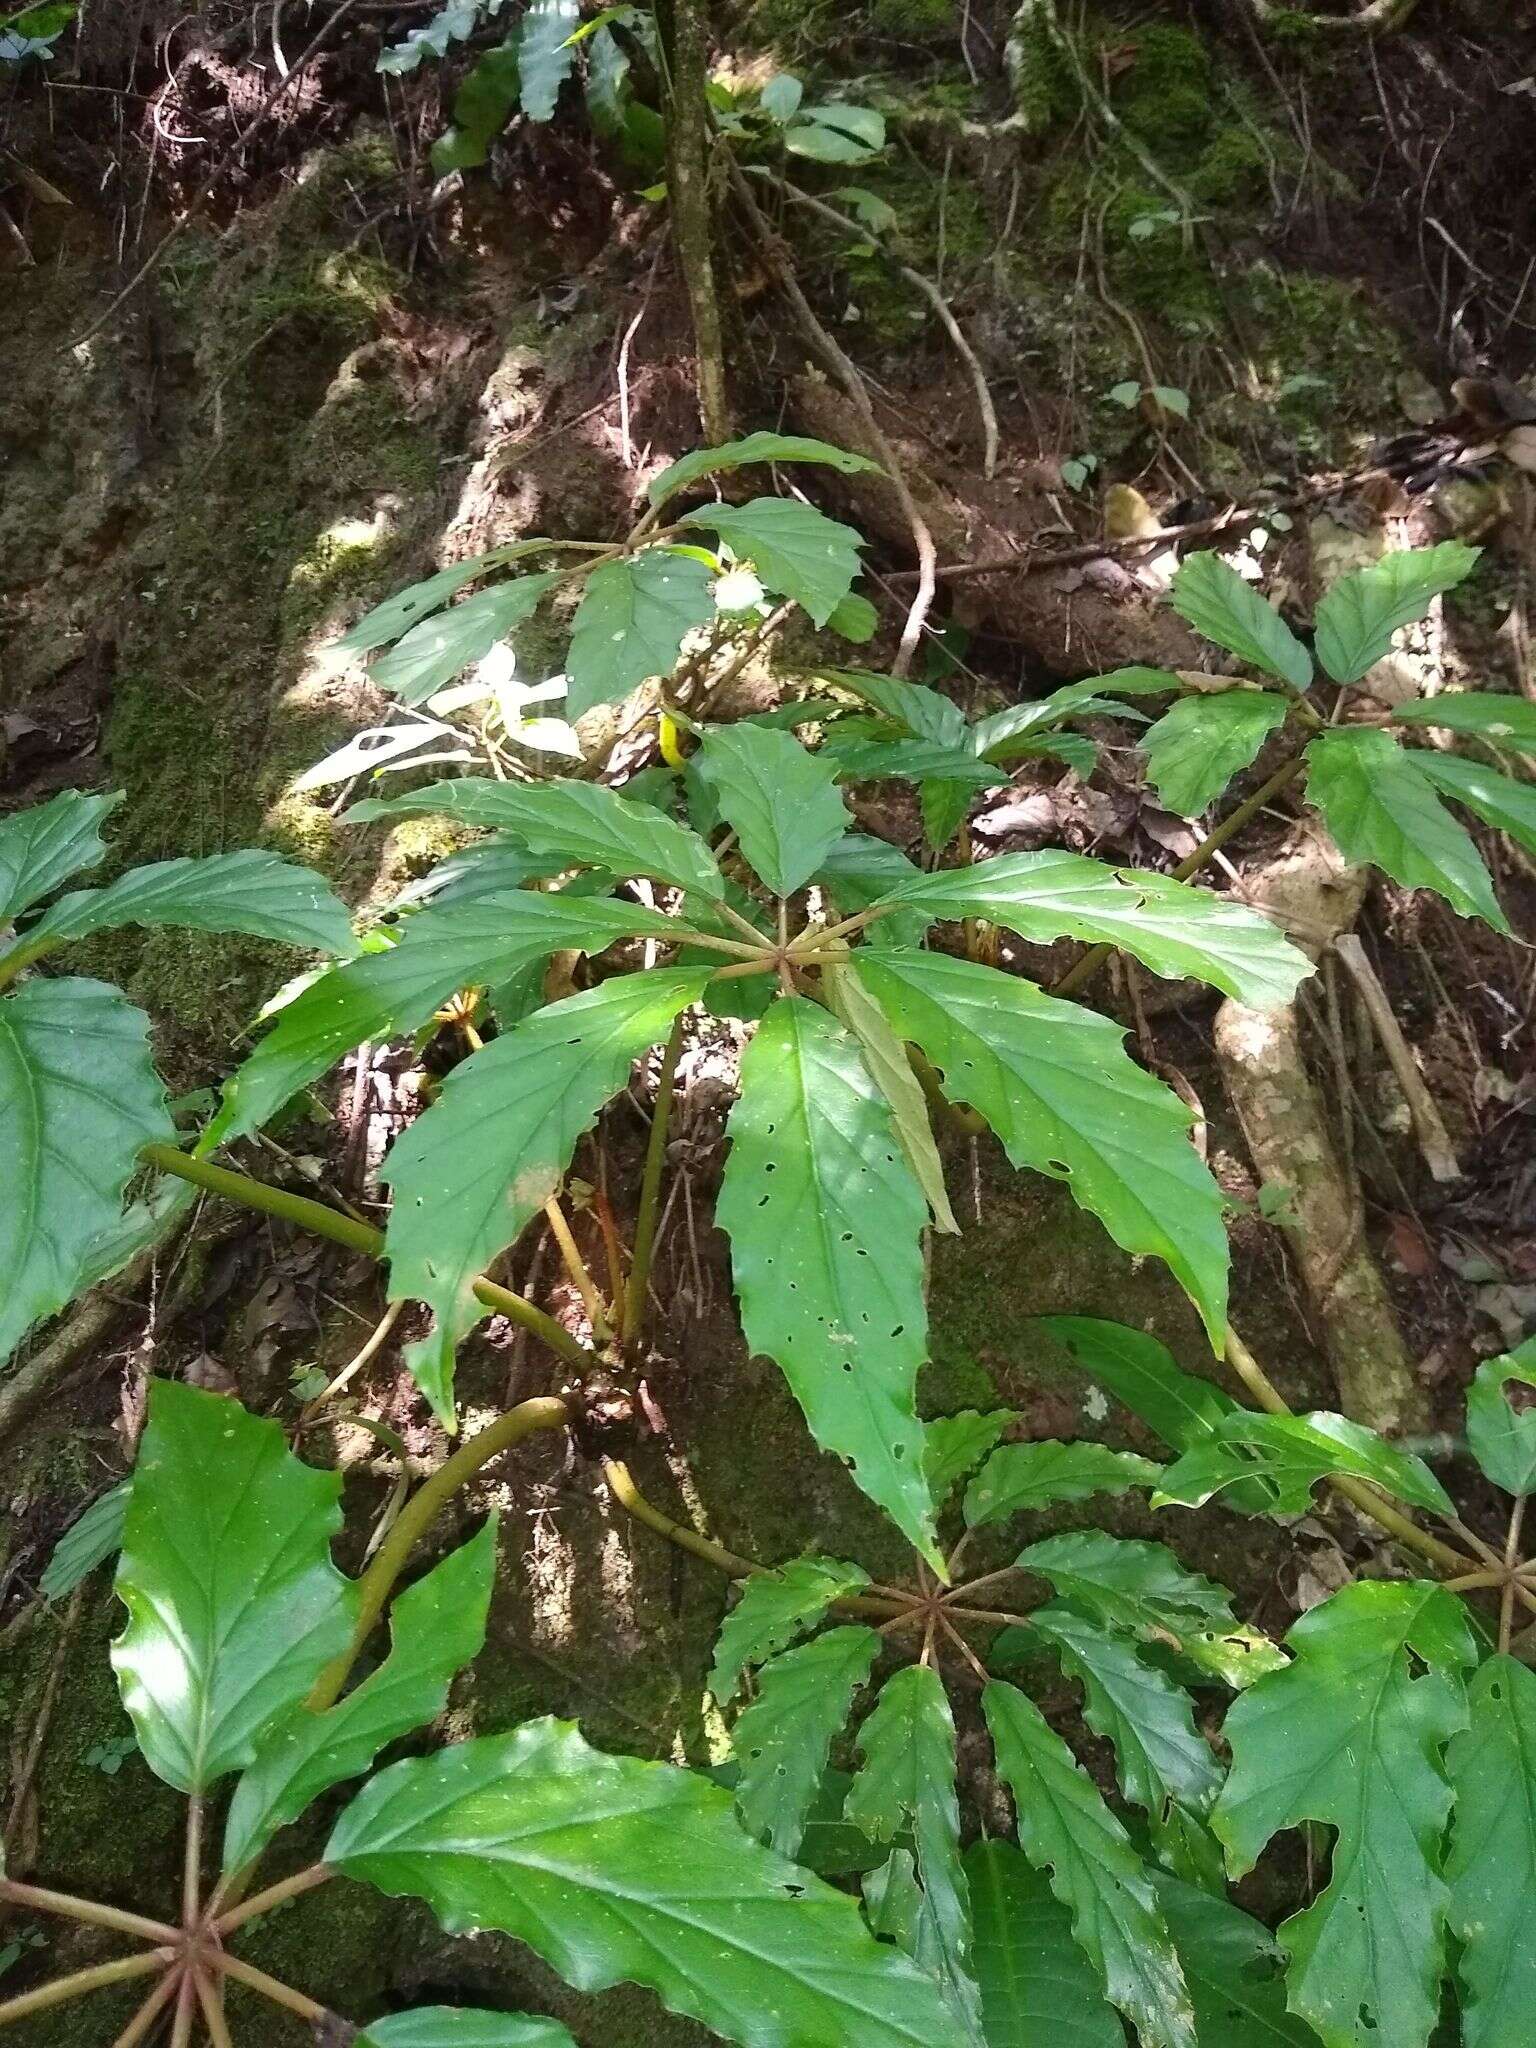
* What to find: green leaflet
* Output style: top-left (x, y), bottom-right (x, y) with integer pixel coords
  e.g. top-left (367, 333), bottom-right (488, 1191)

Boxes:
top-left (982, 1680), bottom-right (1195, 2048)
top-left (1446, 1654), bottom-right (1536, 2048)
top-left (1015, 1531), bottom-right (1286, 1690)
top-left (822, 736), bottom-right (999, 789)
top-left (0, 978), bottom-right (173, 1366)
top-left (680, 497), bottom-right (865, 626)
top-left (326, 1718), bottom-right (971, 2048)
top-left (846, 1666), bottom-right (984, 2046)
top-left (1039, 1316), bottom-right (1240, 1450)
top-left (372, 573), bottom-right (561, 704)
top-left (710, 1554), bottom-right (870, 1704)
top-left (324, 547), bottom-right (543, 664)
top-left (566, 550), bottom-right (716, 716)
top-left (383, 970), bottom-right (709, 1418)
top-left (922, 1410), bottom-right (1017, 1507)
top-left (358, 2012), bottom-right (577, 2048)
top-left (969, 669), bottom-right (1173, 760)
top-left (1171, 554), bottom-right (1312, 691)
top-left (867, 851), bottom-right (1312, 1009)
top-left (815, 833), bottom-right (932, 949)
top-left (648, 433), bottom-right (882, 510)
top-left (1213, 1580), bottom-right (1476, 2048)
top-left (733, 1625), bottom-right (880, 1856)
top-left (718, 998), bottom-right (938, 1563)
top-left (0, 787), bottom-right (118, 923)
top-left (222, 1520), bottom-right (497, 1874)
top-left (1155, 1874), bottom-right (1323, 2048)
top-left (112, 1380), bottom-right (357, 1796)
top-left (517, 0), bottom-right (579, 119)
top-left (1153, 1409), bottom-right (1453, 1517)
top-left (39, 1483), bottom-right (130, 1602)
top-left (1411, 749), bottom-right (1536, 856)
top-left (964, 1839), bottom-right (1122, 2048)
top-left (1305, 729), bottom-right (1507, 930)
top-left (692, 722), bottom-right (849, 895)
top-left (1026, 1603), bottom-right (1223, 1822)
top-left (348, 774), bottom-right (724, 899)
top-left (817, 669), bottom-right (968, 746)
top-left (1392, 690), bottom-right (1536, 750)
top-left (208, 892), bottom-right (679, 1145)
top-left (855, 950), bottom-right (1230, 1342)
top-left (19, 850), bottom-right (355, 960)
top-left (431, 45), bottom-right (522, 172)
top-left (919, 774), bottom-right (976, 852)
top-left (964, 1441), bottom-right (1163, 1526)
top-left (1312, 541), bottom-right (1480, 683)
top-left (1141, 692), bottom-right (1289, 815)
top-left (1464, 1336), bottom-right (1536, 1495)
top-left (822, 958), bottom-right (957, 1233)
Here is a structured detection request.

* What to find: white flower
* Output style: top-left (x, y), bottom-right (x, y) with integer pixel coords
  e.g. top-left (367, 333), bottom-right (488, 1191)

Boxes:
top-left (713, 565), bottom-right (765, 614)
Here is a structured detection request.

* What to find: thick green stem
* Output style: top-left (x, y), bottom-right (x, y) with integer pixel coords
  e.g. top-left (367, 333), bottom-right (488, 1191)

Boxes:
top-left (309, 1398), bottom-right (571, 1710)
top-left (0, 1949), bottom-right (172, 2027)
top-left (625, 1015), bottom-right (687, 1355)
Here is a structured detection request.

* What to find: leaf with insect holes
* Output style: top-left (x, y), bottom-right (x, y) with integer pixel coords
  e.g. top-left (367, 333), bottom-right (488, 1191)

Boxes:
top-left (983, 1680), bottom-right (1195, 2048)
top-left (383, 970), bottom-right (709, 1419)
top-left (1153, 1409), bottom-right (1452, 1516)
top-left (822, 958), bottom-right (957, 1233)
top-left (0, 788), bottom-right (119, 924)
top-left (566, 550), bottom-right (717, 717)
top-left (718, 998), bottom-right (938, 1564)
top-left (964, 1839), bottom-right (1122, 2048)
top-left (222, 1520), bottom-right (496, 1874)
top-left (517, 0), bottom-right (578, 118)
top-left (1464, 1335), bottom-right (1536, 1495)
top-left (923, 1411), bottom-right (1017, 1508)
top-left (964, 1442), bottom-right (1163, 1526)
top-left (1215, 1580), bottom-right (1476, 2048)
top-left (1140, 693), bottom-right (1289, 816)
top-left (710, 1555), bottom-right (870, 1704)
top-left (867, 851), bottom-right (1311, 1008)
top-left (1412, 751), bottom-right (1536, 857)
top-left (0, 979), bottom-right (173, 1368)
top-left (1014, 1532), bottom-right (1286, 1690)
top-left (680, 498), bottom-right (865, 626)
top-left (1171, 554), bottom-right (1312, 692)
top-left (691, 723), bottom-right (849, 896)
top-left (1392, 690), bottom-right (1536, 751)
top-left (817, 669), bottom-right (968, 747)
top-left (1313, 541), bottom-right (1480, 683)
top-left (112, 1380), bottom-right (357, 1795)
top-left (327, 1718), bottom-right (970, 2048)
top-left (847, 1666), bottom-right (984, 2046)
top-left (348, 775), bottom-right (724, 899)
top-left (1446, 1654), bottom-right (1536, 2048)
top-left (20, 851), bottom-right (355, 960)
top-left (208, 891), bottom-right (681, 1146)
top-left (358, 2013), bottom-right (578, 2048)
top-left (1305, 729), bottom-right (1507, 930)
top-left (854, 950), bottom-right (1230, 1343)
top-left (648, 433), bottom-right (882, 510)
top-left (372, 575), bottom-right (561, 705)
top-left (732, 1626), bottom-right (880, 1858)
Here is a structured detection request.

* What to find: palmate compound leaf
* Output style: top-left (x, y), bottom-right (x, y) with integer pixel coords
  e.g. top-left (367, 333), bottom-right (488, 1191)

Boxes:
top-left (325, 1717), bottom-right (972, 2048)
top-left (207, 890), bottom-right (682, 1145)
top-left (1140, 691), bottom-right (1289, 816)
top-left (647, 433), bottom-right (883, 510)
top-left (963, 1440), bottom-right (1164, 1526)
top-left (221, 1519), bottom-right (497, 1874)
top-left (710, 1555), bottom-right (871, 1704)
top-left (1170, 553), bottom-right (1313, 692)
top-left (358, 2012), bottom-right (577, 2048)
top-left (922, 1409), bottom-right (1017, 1507)
top-left (982, 1679), bottom-right (1196, 2048)
top-left (679, 497), bottom-right (865, 626)
top-left (112, 1380), bottom-right (357, 1796)
top-left (347, 775), bottom-right (725, 900)
top-left (565, 549), bottom-right (717, 717)
top-left (963, 1839), bottom-right (1123, 2048)
top-left (1446, 1654), bottom-right (1536, 2048)
top-left (1213, 1579), bottom-right (1477, 2048)
top-left (866, 851), bottom-right (1312, 1009)
top-left (1312, 541), bottom-right (1480, 683)
top-left (718, 996), bottom-right (938, 1564)
top-left (691, 722), bottom-right (850, 896)
top-left (855, 950), bottom-right (1230, 1343)
top-left (383, 969), bottom-right (710, 1419)
top-left (732, 1625), bottom-right (881, 1857)
top-left (1463, 1334), bottom-right (1536, 1494)
top-left (847, 1665), bottom-right (984, 2046)
top-left (1153, 1409), bottom-right (1453, 1517)
top-left (19, 849), bottom-right (356, 960)
top-left (0, 787), bottom-right (119, 923)
top-left (1305, 729), bottom-right (1507, 930)
top-left (0, 978), bottom-right (173, 1366)
top-left (371, 573), bottom-right (562, 705)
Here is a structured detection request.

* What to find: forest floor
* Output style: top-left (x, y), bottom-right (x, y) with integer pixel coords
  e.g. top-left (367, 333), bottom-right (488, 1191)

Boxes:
top-left (2, 1), bottom-right (1535, 2040)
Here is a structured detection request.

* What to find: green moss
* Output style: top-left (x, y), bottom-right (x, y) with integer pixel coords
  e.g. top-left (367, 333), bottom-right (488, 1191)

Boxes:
top-left (1109, 24), bottom-right (1214, 155)
top-left (870, 0), bottom-right (950, 30)
top-left (302, 383), bottom-right (439, 502)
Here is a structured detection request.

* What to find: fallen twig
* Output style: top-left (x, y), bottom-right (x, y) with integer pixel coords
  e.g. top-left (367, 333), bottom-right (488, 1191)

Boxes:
top-left (1334, 933), bottom-right (1462, 1183)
